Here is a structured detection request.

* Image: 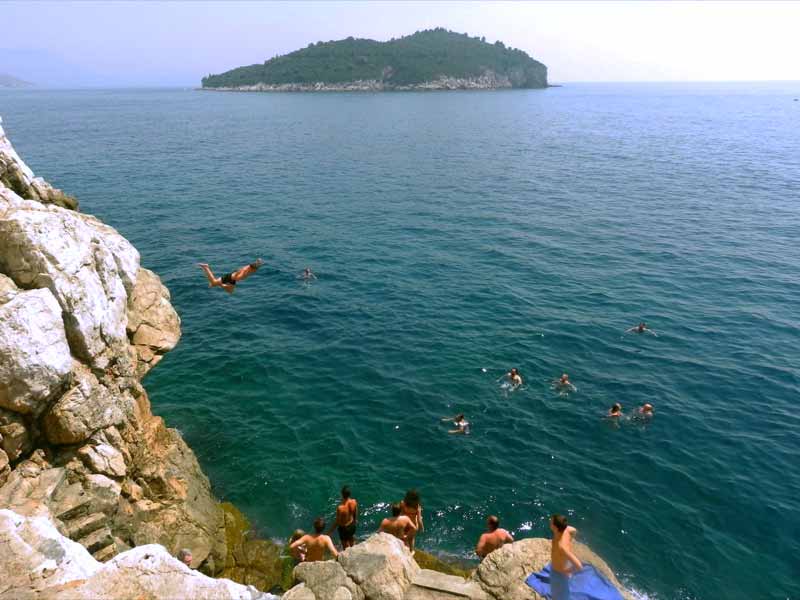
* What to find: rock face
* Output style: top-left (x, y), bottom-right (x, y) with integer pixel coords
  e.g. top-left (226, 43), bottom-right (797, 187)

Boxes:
top-left (0, 117), bottom-right (77, 209)
top-left (0, 118), bottom-right (238, 580)
top-left (0, 508), bottom-right (275, 599)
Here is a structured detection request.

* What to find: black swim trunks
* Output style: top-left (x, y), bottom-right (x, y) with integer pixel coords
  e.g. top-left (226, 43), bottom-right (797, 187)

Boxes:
top-left (338, 521), bottom-right (356, 542)
top-left (220, 272), bottom-right (236, 286)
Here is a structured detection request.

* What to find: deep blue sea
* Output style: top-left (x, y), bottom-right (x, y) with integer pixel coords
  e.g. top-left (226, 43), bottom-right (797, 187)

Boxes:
top-left (2, 83), bottom-right (799, 600)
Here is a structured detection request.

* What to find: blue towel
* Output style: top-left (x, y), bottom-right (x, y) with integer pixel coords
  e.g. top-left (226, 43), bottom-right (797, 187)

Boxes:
top-left (525, 563), bottom-right (624, 600)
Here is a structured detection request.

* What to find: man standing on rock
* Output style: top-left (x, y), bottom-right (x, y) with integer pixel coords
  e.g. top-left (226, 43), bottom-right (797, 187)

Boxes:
top-left (475, 515), bottom-right (514, 559)
top-left (379, 503), bottom-right (417, 547)
top-left (550, 514), bottom-right (584, 600)
top-left (291, 517), bottom-right (339, 562)
top-left (328, 485), bottom-right (359, 549)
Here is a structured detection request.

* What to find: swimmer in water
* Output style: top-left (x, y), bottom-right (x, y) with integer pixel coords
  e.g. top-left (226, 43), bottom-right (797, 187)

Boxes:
top-left (442, 413), bottom-right (470, 435)
top-left (607, 403), bottom-right (623, 418)
top-left (626, 322), bottom-right (658, 336)
top-left (507, 368), bottom-right (523, 387)
top-left (198, 259), bottom-right (264, 294)
top-left (637, 403), bottom-right (654, 418)
top-left (301, 267), bottom-right (317, 281)
top-left (553, 373), bottom-right (577, 393)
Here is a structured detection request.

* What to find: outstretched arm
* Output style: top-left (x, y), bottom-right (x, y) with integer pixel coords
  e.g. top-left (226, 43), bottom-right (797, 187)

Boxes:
top-left (290, 535), bottom-right (309, 550)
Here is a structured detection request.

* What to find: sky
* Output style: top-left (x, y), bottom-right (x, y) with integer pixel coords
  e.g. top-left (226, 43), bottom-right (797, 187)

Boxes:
top-left (2, 1), bottom-right (800, 86)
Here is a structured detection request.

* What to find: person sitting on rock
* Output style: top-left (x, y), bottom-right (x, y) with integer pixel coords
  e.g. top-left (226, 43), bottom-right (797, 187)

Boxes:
top-left (176, 548), bottom-right (193, 568)
top-left (399, 489), bottom-right (424, 552)
top-left (379, 503), bottom-right (417, 547)
top-left (288, 529), bottom-right (306, 563)
top-left (290, 517), bottom-right (338, 562)
top-left (197, 258), bottom-right (264, 294)
top-left (475, 515), bottom-right (514, 559)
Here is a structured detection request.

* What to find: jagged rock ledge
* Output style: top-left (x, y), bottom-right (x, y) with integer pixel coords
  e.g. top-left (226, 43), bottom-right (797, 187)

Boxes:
top-left (201, 72), bottom-right (517, 93)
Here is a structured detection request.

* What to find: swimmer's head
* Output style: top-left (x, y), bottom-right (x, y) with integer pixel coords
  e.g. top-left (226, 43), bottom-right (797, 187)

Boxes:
top-left (391, 503), bottom-right (402, 517)
top-left (611, 403), bottom-right (622, 413)
top-left (313, 517), bottom-right (325, 533)
top-left (341, 485), bottom-right (351, 499)
top-left (551, 514), bottom-right (568, 533)
top-left (455, 413), bottom-right (465, 422)
top-left (642, 403), bottom-right (654, 413)
top-left (290, 529), bottom-right (305, 543)
top-left (250, 258), bottom-right (264, 270)
top-left (487, 515), bottom-right (500, 531)
top-left (403, 489), bottom-right (420, 509)
top-left (510, 368), bottom-right (518, 375)
top-left (560, 373), bottom-right (569, 382)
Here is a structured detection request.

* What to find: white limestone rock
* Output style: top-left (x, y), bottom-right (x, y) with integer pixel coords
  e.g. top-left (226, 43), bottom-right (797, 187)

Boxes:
top-left (43, 363), bottom-right (125, 445)
top-left (338, 533), bottom-right (420, 600)
top-left (0, 287), bottom-right (72, 414)
top-left (0, 189), bottom-right (139, 370)
top-left (78, 444), bottom-right (127, 478)
top-left (0, 509), bottom-right (274, 600)
top-left (0, 508), bottom-right (100, 597)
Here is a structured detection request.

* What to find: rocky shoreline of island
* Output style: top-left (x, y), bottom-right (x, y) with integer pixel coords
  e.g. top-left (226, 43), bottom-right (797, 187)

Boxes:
top-left (201, 72), bottom-right (518, 93)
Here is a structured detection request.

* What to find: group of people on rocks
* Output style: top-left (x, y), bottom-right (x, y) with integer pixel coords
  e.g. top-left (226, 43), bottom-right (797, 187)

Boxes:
top-left (285, 486), bottom-right (577, 569)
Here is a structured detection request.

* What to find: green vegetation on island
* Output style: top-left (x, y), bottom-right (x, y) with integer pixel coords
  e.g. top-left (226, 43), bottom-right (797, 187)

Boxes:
top-left (202, 28), bottom-right (547, 90)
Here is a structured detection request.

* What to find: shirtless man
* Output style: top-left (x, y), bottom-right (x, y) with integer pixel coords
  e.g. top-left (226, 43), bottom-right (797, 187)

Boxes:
top-left (198, 258), bottom-right (264, 294)
top-left (550, 514), bottom-right (584, 600)
top-left (290, 518), bottom-right (338, 562)
top-left (379, 503), bottom-right (417, 547)
top-left (508, 368), bottom-right (523, 387)
top-left (302, 267), bottom-right (317, 280)
top-left (475, 515), bottom-right (514, 559)
top-left (327, 486), bottom-right (358, 549)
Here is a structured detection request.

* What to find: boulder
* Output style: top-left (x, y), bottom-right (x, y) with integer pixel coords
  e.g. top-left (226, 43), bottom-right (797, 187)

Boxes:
top-left (0, 508), bottom-right (275, 600)
top-left (338, 533), bottom-right (420, 600)
top-left (43, 364), bottom-right (125, 445)
top-left (0, 408), bottom-right (32, 460)
top-left (405, 570), bottom-right (489, 600)
top-left (82, 474), bottom-right (122, 515)
top-left (0, 190), bottom-right (139, 370)
top-left (127, 267), bottom-right (181, 376)
top-left (0, 449), bottom-right (9, 487)
top-left (472, 538), bottom-right (630, 600)
top-left (0, 117), bottom-right (77, 210)
top-left (294, 560), bottom-right (364, 600)
top-left (0, 273), bottom-right (17, 304)
top-left (0, 288), bottom-right (72, 414)
top-left (78, 444), bottom-right (127, 478)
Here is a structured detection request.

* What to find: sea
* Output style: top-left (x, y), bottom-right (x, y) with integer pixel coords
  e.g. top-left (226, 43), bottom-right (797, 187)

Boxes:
top-left (1, 83), bottom-right (798, 600)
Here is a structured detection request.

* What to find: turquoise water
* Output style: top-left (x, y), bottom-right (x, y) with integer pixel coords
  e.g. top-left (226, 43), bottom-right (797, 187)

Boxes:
top-left (2, 84), bottom-right (799, 599)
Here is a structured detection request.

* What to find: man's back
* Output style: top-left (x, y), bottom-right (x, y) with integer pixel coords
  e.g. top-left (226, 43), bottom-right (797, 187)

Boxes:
top-left (304, 533), bottom-right (335, 561)
top-left (336, 498), bottom-right (358, 525)
top-left (380, 516), bottom-right (412, 540)
top-left (477, 528), bottom-right (513, 558)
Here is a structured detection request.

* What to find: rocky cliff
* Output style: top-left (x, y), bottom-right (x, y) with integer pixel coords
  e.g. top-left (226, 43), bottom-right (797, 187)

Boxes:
top-left (0, 116), bottom-right (278, 596)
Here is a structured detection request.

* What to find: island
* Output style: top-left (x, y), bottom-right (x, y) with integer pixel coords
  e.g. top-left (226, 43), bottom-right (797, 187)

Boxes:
top-left (0, 74), bottom-right (33, 89)
top-left (201, 28), bottom-right (547, 92)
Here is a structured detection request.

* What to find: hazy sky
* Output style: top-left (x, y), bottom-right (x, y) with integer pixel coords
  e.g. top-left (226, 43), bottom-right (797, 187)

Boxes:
top-left (3, 1), bottom-right (800, 86)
